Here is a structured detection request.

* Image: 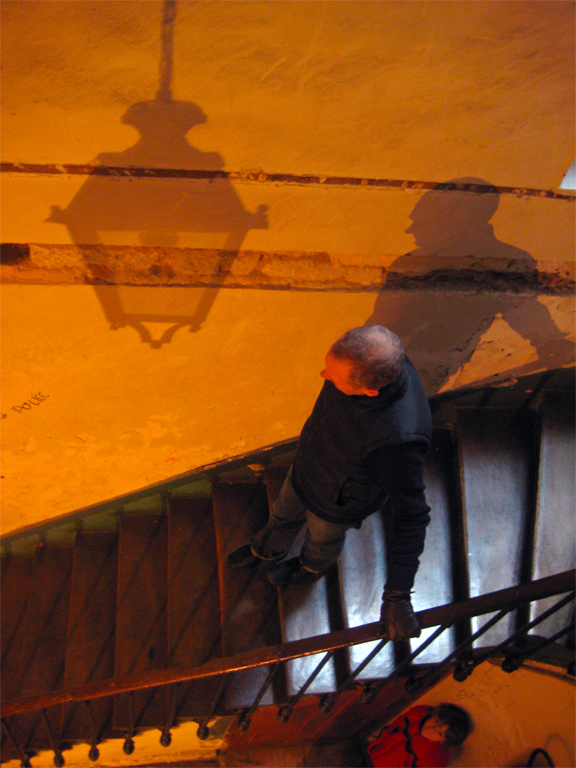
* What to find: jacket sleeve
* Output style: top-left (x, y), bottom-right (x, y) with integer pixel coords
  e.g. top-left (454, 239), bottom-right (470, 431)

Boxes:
top-left (364, 442), bottom-right (431, 592)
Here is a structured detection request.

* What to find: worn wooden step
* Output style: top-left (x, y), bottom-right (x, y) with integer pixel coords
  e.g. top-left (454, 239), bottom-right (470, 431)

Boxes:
top-left (114, 515), bottom-right (168, 730)
top-left (212, 482), bottom-right (283, 710)
top-left (338, 509), bottom-right (395, 679)
top-left (14, 545), bottom-right (74, 752)
top-left (61, 532), bottom-right (118, 743)
top-left (1, 554), bottom-right (34, 704)
top-left (265, 466), bottom-right (337, 697)
top-left (410, 429), bottom-right (457, 662)
top-left (167, 496), bottom-right (223, 718)
top-left (457, 408), bottom-right (535, 646)
top-left (1, 553), bottom-right (34, 763)
top-left (530, 391), bottom-right (575, 636)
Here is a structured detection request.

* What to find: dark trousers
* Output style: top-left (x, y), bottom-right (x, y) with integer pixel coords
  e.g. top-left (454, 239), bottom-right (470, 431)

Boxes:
top-left (251, 467), bottom-right (353, 573)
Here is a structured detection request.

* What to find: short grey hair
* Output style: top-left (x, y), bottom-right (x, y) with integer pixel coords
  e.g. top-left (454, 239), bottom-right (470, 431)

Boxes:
top-left (330, 326), bottom-right (405, 390)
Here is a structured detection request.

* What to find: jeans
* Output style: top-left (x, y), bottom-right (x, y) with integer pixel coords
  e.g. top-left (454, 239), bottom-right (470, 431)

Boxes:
top-left (251, 467), bottom-right (352, 573)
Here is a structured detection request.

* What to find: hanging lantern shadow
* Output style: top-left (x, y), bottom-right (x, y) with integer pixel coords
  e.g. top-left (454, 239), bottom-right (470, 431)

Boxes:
top-left (45, 1), bottom-right (267, 347)
top-left (46, 98), bottom-right (268, 347)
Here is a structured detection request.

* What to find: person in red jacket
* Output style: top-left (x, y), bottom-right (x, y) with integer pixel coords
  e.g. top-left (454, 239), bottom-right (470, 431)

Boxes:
top-left (367, 704), bottom-right (472, 767)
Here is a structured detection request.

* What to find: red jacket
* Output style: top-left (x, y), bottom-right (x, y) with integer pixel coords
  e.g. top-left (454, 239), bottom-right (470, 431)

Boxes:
top-left (367, 706), bottom-right (450, 768)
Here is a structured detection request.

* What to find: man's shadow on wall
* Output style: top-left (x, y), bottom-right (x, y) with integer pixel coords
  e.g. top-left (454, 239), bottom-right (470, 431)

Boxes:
top-left (366, 178), bottom-right (573, 393)
top-left (47, 97), bottom-right (267, 347)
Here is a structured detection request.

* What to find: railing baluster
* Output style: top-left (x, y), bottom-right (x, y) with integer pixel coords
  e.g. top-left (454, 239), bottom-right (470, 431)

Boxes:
top-left (1, 572), bottom-right (573, 736)
top-left (406, 607), bottom-right (512, 694)
top-left (1, 718), bottom-right (32, 768)
top-left (123, 692), bottom-right (135, 755)
top-left (197, 673), bottom-right (230, 740)
top-left (277, 650), bottom-right (335, 723)
top-left (319, 638), bottom-right (389, 714)
top-left (454, 591), bottom-right (575, 681)
top-left (362, 624), bottom-right (449, 704)
top-left (83, 701), bottom-right (100, 761)
top-left (40, 708), bottom-right (65, 767)
top-left (502, 622), bottom-right (576, 673)
top-left (237, 664), bottom-right (281, 732)
top-left (159, 683), bottom-right (180, 747)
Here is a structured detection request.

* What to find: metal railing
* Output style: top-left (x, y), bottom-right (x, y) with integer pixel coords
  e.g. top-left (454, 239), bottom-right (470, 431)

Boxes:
top-left (1, 570), bottom-right (573, 767)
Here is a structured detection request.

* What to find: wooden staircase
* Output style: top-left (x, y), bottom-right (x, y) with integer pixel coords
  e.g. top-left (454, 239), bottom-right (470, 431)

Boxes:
top-left (1, 369), bottom-right (574, 764)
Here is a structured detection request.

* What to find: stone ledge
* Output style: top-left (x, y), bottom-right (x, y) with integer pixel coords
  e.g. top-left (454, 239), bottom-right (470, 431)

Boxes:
top-left (1, 243), bottom-right (573, 295)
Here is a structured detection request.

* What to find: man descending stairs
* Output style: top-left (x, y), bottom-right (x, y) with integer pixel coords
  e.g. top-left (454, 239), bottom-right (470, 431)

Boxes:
top-left (228, 326), bottom-right (431, 644)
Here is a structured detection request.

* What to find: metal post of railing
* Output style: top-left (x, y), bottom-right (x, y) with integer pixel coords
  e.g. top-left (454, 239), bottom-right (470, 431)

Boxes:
top-left (40, 708), bottom-right (65, 767)
top-left (123, 692), bottom-right (135, 755)
top-left (362, 625), bottom-right (449, 704)
top-left (1, 571), bottom-right (573, 736)
top-left (319, 638), bottom-right (389, 714)
top-left (277, 651), bottom-right (335, 723)
top-left (197, 673), bottom-right (230, 740)
top-left (406, 607), bottom-right (512, 694)
top-left (160, 683), bottom-right (180, 747)
top-left (1, 719), bottom-right (32, 768)
top-left (502, 622), bottom-right (576, 673)
top-left (237, 664), bottom-right (281, 732)
top-left (83, 701), bottom-right (100, 761)
top-left (454, 591), bottom-right (575, 682)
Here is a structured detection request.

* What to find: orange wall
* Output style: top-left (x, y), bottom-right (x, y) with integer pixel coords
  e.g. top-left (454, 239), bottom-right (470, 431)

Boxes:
top-left (1, 1), bottom-right (574, 533)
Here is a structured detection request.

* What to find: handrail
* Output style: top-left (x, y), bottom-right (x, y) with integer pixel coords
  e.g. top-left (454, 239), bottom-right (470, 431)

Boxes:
top-left (2, 569), bottom-right (573, 719)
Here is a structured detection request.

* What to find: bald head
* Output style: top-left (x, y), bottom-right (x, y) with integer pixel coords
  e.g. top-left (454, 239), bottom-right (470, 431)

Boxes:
top-left (330, 326), bottom-right (405, 391)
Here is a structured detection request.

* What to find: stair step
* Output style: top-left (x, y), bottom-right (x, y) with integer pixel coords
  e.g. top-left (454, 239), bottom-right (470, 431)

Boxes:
top-left (339, 510), bottom-right (395, 679)
top-left (265, 466), bottom-right (338, 696)
top-left (530, 391), bottom-right (575, 636)
top-left (1, 554), bottom-right (35, 763)
top-left (167, 497), bottom-right (222, 718)
top-left (212, 482), bottom-right (283, 710)
top-left (61, 532), bottom-right (118, 742)
top-left (1, 721), bottom-right (27, 765)
top-left (410, 429), bottom-right (456, 662)
top-left (15, 545), bottom-right (74, 751)
top-left (457, 408), bottom-right (535, 646)
top-left (1, 554), bottom-right (34, 704)
top-left (114, 515), bottom-right (168, 730)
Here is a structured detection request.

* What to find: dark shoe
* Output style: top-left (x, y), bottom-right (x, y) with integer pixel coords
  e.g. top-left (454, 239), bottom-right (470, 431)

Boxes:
top-left (227, 544), bottom-right (261, 570)
top-left (267, 557), bottom-right (316, 587)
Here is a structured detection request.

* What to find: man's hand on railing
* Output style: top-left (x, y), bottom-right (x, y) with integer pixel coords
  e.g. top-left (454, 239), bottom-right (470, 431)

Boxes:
top-left (379, 588), bottom-right (422, 641)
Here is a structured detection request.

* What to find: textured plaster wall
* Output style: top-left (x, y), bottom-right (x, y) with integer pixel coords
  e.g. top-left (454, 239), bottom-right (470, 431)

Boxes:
top-left (1, 286), bottom-right (378, 532)
top-left (412, 661), bottom-right (575, 768)
top-left (2, 284), bottom-right (573, 534)
top-left (2, 1), bottom-right (574, 185)
top-left (1, 1), bottom-right (574, 534)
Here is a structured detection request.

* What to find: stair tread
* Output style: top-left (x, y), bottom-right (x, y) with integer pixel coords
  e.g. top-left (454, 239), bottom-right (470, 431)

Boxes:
top-left (266, 466), bottom-right (338, 696)
top-left (279, 575), bottom-right (338, 696)
top-left (457, 407), bottom-right (534, 645)
top-left (62, 531), bottom-right (118, 742)
top-left (114, 515), bottom-right (168, 729)
top-left (213, 482), bottom-right (282, 710)
top-left (338, 510), bottom-right (395, 679)
top-left (1, 554), bottom-right (35, 762)
top-left (16, 545), bottom-right (74, 749)
top-left (168, 497), bottom-right (223, 718)
top-left (410, 429), bottom-right (456, 662)
top-left (1, 554), bottom-right (34, 703)
top-left (531, 391), bottom-right (575, 635)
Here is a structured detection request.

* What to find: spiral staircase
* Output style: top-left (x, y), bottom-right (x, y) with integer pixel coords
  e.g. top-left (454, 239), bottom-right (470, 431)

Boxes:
top-left (1, 368), bottom-right (574, 766)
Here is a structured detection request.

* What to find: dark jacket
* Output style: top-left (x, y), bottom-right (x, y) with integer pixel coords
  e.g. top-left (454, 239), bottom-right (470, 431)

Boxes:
top-left (291, 358), bottom-right (432, 591)
top-left (291, 358), bottom-right (431, 524)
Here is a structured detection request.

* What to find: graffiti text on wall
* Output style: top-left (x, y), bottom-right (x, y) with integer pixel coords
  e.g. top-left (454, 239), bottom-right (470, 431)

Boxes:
top-left (1, 393), bottom-right (50, 419)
